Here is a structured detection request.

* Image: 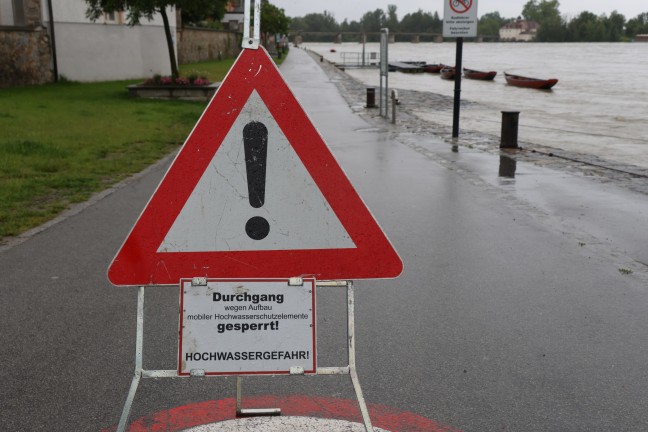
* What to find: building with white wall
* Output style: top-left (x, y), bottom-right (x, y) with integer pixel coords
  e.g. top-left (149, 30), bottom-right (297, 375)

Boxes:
top-left (44, 0), bottom-right (177, 81)
top-left (1, 0), bottom-right (176, 84)
top-left (499, 20), bottom-right (539, 42)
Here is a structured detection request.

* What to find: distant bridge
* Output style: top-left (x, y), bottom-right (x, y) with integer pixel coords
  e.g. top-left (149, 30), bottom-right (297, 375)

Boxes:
top-left (291, 31), bottom-right (499, 44)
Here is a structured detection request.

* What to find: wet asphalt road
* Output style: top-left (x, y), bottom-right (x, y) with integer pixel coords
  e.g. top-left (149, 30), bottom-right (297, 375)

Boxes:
top-left (1, 47), bottom-right (648, 431)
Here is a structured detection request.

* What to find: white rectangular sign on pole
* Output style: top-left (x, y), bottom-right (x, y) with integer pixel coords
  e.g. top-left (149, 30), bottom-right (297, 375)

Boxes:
top-left (179, 278), bottom-right (316, 375)
top-left (443, 0), bottom-right (478, 38)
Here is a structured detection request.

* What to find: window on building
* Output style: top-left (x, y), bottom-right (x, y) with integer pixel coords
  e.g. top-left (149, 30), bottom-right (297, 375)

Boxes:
top-left (103, 10), bottom-right (124, 24)
top-left (0, 0), bottom-right (26, 26)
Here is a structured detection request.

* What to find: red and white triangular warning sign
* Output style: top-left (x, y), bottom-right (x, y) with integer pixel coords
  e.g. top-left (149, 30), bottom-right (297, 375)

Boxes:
top-left (108, 47), bottom-right (402, 286)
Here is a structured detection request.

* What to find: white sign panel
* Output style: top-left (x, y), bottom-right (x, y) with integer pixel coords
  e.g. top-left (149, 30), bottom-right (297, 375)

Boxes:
top-left (443, 0), bottom-right (478, 38)
top-left (179, 278), bottom-right (316, 375)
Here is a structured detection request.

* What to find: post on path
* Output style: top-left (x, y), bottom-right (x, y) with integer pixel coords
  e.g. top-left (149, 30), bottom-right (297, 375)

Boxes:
top-left (452, 37), bottom-right (463, 139)
top-left (379, 28), bottom-right (389, 119)
top-left (443, 0), bottom-right (479, 140)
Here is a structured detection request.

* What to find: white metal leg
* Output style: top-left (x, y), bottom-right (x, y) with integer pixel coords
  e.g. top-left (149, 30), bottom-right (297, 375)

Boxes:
top-left (117, 286), bottom-right (145, 432)
top-left (115, 281), bottom-right (374, 431)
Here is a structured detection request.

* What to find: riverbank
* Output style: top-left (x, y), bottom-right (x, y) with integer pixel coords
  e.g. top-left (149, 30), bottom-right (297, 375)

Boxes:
top-left (305, 49), bottom-right (648, 197)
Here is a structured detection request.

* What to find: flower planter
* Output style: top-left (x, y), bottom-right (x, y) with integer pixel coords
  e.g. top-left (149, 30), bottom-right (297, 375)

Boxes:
top-left (127, 82), bottom-right (220, 102)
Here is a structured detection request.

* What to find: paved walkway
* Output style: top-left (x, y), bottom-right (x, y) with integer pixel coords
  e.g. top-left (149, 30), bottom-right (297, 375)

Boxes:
top-left (2, 47), bottom-right (648, 432)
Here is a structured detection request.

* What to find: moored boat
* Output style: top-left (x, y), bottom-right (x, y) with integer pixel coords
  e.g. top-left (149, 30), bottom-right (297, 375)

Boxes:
top-left (388, 61), bottom-right (424, 73)
top-left (423, 63), bottom-right (445, 73)
top-left (504, 72), bottom-right (558, 89)
top-left (463, 68), bottom-right (497, 80)
top-left (440, 66), bottom-right (456, 80)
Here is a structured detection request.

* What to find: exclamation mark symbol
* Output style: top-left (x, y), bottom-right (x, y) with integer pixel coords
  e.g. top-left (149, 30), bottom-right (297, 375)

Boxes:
top-left (243, 121), bottom-right (270, 240)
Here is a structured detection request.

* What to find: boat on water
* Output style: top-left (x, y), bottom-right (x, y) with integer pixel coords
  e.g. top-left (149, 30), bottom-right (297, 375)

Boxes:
top-left (463, 68), bottom-right (497, 81)
top-left (422, 63), bottom-right (445, 73)
top-left (504, 72), bottom-right (558, 89)
top-left (440, 66), bottom-right (456, 80)
top-left (388, 61), bottom-right (424, 73)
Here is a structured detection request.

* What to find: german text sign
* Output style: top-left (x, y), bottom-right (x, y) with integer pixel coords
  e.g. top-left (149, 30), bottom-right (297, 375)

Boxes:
top-left (443, 0), bottom-right (478, 38)
top-left (178, 278), bottom-right (316, 375)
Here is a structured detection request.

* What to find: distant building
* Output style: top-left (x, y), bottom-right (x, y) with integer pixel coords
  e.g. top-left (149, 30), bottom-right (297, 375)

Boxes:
top-left (222, 0), bottom-right (244, 32)
top-left (636, 34), bottom-right (648, 42)
top-left (47, 0), bottom-right (177, 82)
top-left (499, 20), bottom-right (540, 42)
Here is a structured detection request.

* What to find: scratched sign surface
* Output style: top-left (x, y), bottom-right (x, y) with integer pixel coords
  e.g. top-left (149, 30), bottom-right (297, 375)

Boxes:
top-left (158, 90), bottom-right (353, 252)
top-left (107, 47), bottom-right (402, 285)
top-left (178, 279), bottom-right (316, 375)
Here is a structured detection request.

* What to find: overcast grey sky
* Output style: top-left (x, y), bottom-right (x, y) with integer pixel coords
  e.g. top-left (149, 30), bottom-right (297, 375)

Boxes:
top-left (269, 0), bottom-right (646, 22)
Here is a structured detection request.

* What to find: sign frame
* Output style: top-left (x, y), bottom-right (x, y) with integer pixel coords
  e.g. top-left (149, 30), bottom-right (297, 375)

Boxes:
top-left (107, 46), bottom-right (403, 286)
top-left (178, 278), bottom-right (317, 376)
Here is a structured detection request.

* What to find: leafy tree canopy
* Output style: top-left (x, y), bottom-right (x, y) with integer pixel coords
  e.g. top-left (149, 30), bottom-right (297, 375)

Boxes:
top-left (268, 3), bottom-right (648, 42)
top-left (360, 8), bottom-right (386, 33)
top-left (385, 4), bottom-right (399, 32)
top-left (85, 0), bottom-right (219, 26)
top-left (522, 0), bottom-right (562, 24)
top-left (625, 12), bottom-right (648, 38)
top-left (182, 0), bottom-right (229, 27)
top-left (400, 9), bottom-right (442, 34)
top-left (478, 12), bottom-right (506, 37)
top-left (253, 0), bottom-right (290, 46)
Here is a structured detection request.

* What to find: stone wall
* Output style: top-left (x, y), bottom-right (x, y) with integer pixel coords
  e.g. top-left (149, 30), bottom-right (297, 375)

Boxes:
top-left (0, 27), bottom-right (52, 88)
top-left (0, 0), bottom-right (52, 88)
top-left (177, 28), bottom-right (241, 64)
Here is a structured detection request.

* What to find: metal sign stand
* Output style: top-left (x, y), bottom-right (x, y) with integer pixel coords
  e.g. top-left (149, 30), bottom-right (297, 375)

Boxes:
top-left (116, 280), bottom-right (374, 431)
top-left (116, 5), bottom-right (375, 430)
top-left (241, 0), bottom-right (260, 50)
top-left (452, 37), bottom-right (464, 139)
top-left (379, 28), bottom-right (389, 119)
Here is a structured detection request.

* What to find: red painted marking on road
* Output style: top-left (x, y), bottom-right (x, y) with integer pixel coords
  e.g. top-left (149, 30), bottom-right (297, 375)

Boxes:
top-left (102, 395), bottom-right (462, 432)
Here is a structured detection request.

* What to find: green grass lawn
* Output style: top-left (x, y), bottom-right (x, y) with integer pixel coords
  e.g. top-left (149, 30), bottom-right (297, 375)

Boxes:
top-left (0, 56), bottom-right (256, 240)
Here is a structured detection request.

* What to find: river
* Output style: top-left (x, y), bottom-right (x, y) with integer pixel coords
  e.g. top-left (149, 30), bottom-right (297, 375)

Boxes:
top-left (306, 42), bottom-right (648, 170)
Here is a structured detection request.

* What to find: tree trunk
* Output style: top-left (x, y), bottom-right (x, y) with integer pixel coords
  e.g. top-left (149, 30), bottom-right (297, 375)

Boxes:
top-left (159, 7), bottom-right (179, 78)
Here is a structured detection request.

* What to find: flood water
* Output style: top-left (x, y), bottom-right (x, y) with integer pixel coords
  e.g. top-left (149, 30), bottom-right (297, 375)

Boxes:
top-left (307, 42), bottom-right (648, 170)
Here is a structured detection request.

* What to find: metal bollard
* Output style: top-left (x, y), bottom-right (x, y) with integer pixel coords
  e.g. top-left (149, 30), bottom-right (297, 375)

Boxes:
top-left (366, 88), bottom-right (376, 108)
top-left (391, 90), bottom-right (399, 124)
top-left (501, 111), bottom-right (520, 148)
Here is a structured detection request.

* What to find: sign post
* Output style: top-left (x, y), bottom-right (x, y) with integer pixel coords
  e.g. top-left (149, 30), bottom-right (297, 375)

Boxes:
top-left (443, 0), bottom-right (478, 139)
top-left (111, 2), bottom-right (401, 431)
top-left (379, 28), bottom-right (389, 119)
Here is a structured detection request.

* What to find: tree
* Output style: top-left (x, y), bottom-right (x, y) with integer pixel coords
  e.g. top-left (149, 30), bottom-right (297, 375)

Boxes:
top-left (289, 11), bottom-right (347, 42)
top-left (257, 0), bottom-right (290, 47)
top-left (478, 12), bottom-right (507, 37)
top-left (385, 5), bottom-right (399, 32)
top-left (522, 0), bottom-right (565, 41)
top-left (360, 8), bottom-right (386, 39)
top-left (604, 11), bottom-right (625, 41)
top-left (625, 12), bottom-right (648, 39)
top-left (399, 9), bottom-right (441, 35)
top-left (340, 19), bottom-right (362, 42)
top-left (522, 0), bottom-right (561, 23)
top-left (182, 0), bottom-right (228, 28)
top-left (566, 11), bottom-right (604, 41)
top-left (85, 0), bottom-right (224, 78)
